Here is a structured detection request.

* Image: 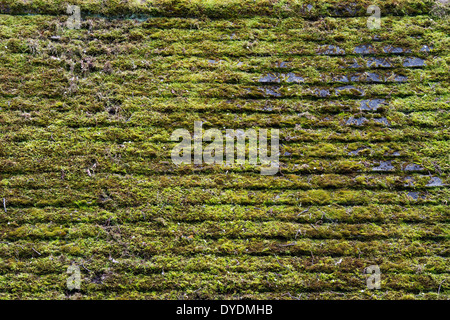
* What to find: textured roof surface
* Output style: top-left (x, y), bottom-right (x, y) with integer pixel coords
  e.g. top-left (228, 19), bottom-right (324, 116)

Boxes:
top-left (0, 0), bottom-right (449, 299)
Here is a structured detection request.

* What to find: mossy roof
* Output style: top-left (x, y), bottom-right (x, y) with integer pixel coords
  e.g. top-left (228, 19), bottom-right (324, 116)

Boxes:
top-left (0, 0), bottom-right (449, 299)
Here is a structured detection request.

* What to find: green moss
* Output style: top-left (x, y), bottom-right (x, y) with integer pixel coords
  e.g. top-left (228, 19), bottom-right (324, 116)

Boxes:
top-left (0, 1), bottom-right (448, 300)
